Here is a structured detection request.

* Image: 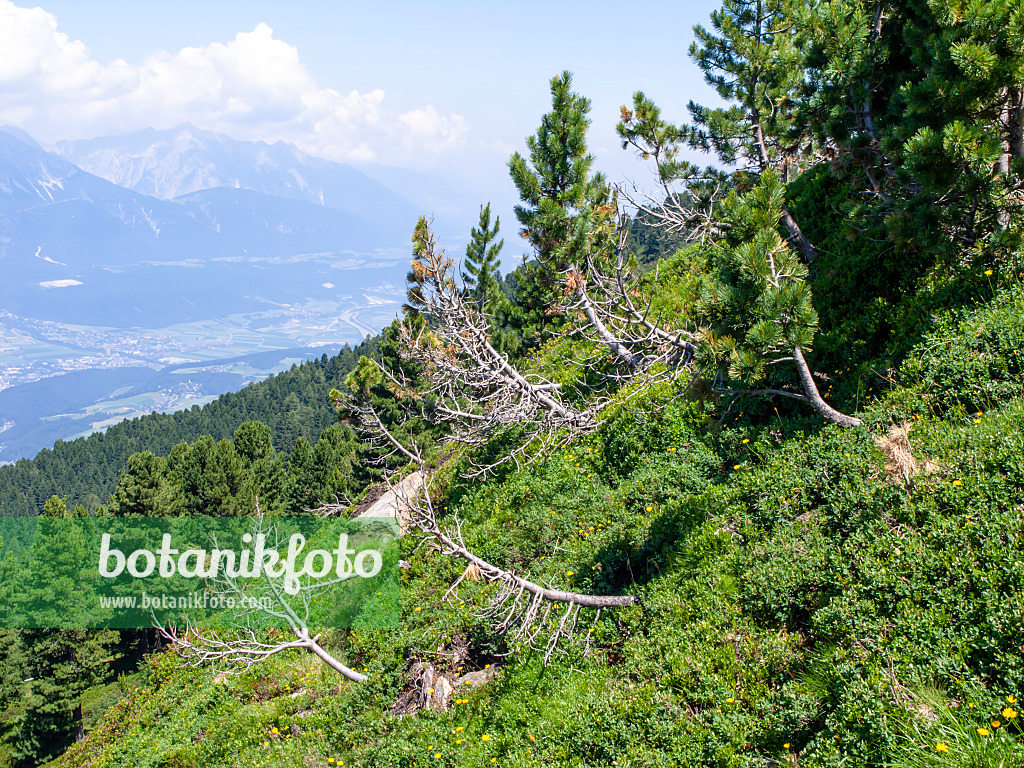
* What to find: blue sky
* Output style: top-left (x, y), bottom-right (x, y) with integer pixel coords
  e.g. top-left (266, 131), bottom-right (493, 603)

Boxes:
top-left (1, 0), bottom-right (723, 227)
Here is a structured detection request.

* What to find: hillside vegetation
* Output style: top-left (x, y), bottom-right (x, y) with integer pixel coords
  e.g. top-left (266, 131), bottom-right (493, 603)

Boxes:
top-left (0, 342), bottom-right (376, 515)
top-left (5, 0), bottom-right (1024, 766)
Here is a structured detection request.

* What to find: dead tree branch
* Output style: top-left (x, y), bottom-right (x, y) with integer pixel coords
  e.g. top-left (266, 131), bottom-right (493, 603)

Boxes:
top-left (348, 407), bottom-right (639, 663)
top-left (367, 219), bottom-right (604, 478)
top-left (156, 514), bottom-right (368, 682)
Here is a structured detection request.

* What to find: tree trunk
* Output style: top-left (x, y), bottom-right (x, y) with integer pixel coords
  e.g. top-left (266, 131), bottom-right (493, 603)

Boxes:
top-left (997, 87), bottom-right (1023, 176)
top-left (303, 636), bottom-right (367, 682)
top-left (996, 87), bottom-right (1022, 227)
top-left (577, 285), bottom-right (638, 367)
top-left (780, 208), bottom-right (817, 264)
top-left (792, 347), bottom-right (862, 428)
top-left (432, 521), bottom-right (639, 609)
top-left (73, 703), bottom-right (85, 742)
top-left (1009, 86), bottom-right (1023, 159)
top-left (751, 108), bottom-right (817, 264)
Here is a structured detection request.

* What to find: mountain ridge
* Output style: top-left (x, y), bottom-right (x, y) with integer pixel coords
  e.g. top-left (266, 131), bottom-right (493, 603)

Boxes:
top-left (54, 123), bottom-right (423, 232)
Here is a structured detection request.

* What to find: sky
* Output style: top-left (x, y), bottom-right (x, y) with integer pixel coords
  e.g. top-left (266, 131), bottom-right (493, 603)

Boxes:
top-left (0, 0), bottom-right (723, 226)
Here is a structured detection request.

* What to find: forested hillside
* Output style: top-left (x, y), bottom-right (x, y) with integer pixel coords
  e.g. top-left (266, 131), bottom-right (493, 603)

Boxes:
top-left (0, 340), bottom-right (377, 515)
top-left (3, 0), bottom-right (1024, 766)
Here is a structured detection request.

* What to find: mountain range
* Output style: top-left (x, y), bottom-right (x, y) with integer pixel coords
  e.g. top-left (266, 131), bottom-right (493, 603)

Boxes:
top-left (0, 123), bottom-right (455, 461)
top-left (0, 125), bottom-right (433, 327)
top-left (54, 124), bottom-right (422, 232)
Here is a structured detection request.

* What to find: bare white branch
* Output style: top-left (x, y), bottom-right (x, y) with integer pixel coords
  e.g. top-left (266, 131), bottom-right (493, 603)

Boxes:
top-left (156, 512), bottom-right (369, 682)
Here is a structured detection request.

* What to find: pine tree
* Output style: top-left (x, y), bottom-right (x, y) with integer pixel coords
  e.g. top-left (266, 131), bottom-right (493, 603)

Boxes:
top-left (233, 421), bottom-right (288, 515)
top-left (507, 71), bottom-right (615, 349)
top-left (461, 203), bottom-right (503, 312)
top-left (106, 452), bottom-right (171, 517)
top-left (803, 0), bottom-right (1024, 258)
top-left (889, 0), bottom-right (1024, 251)
top-left (800, 0), bottom-right (896, 193)
top-left (14, 629), bottom-right (117, 762)
top-left (619, 0), bottom-right (816, 261)
top-left (11, 503), bottom-right (118, 761)
top-left (697, 170), bottom-right (861, 426)
top-left (166, 436), bottom-right (248, 516)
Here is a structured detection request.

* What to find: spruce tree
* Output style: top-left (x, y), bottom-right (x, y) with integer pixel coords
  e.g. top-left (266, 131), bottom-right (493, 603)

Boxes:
top-left (461, 203), bottom-right (503, 312)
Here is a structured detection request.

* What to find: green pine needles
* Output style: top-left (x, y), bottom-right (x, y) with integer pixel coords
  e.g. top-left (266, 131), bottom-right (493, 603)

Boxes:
top-left (461, 203), bottom-right (503, 313)
top-left (505, 71), bottom-right (616, 350)
top-left (696, 170), bottom-right (862, 427)
top-left (509, 70), bottom-right (608, 266)
top-left (699, 170), bottom-right (817, 385)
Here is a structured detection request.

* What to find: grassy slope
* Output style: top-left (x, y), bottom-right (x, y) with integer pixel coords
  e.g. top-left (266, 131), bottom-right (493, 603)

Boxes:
top-left (50, 282), bottom-right (1024, 768)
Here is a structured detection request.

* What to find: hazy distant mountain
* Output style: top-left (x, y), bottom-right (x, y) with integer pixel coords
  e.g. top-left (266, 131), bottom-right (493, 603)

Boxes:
top-left (0, 129), bottom-right (219, 266)
top-left (0, 128), bottom-right (406, 326)
top-left (0, 126), bottom-right (413, 460)
top-left (55, 124), bottom-right (421, 232)
top-left (352, 162), bottom-right (475, 221)
top-left (176, 186), bottom-right (394, 255)
top-left (0, 124), bottom-right (42, 151)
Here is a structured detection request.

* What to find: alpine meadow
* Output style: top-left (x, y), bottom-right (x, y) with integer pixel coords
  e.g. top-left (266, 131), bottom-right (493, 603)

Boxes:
top-left (2, 1), bottom-right (1024, 767)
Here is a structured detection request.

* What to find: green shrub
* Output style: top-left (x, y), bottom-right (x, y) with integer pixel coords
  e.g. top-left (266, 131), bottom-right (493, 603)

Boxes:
top-left (902, 283), bottom-right (1024, 416)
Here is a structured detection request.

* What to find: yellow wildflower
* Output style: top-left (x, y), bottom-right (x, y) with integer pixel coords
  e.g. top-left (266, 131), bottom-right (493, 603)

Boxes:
top-left (977, 727), bottom-right (990, 736)
top-left (935, 742), bottom-right (948, 752)
top-left (1003, 707), bottom-right (1018, 719)
top-left (482, 734), bottom-right (491, 741)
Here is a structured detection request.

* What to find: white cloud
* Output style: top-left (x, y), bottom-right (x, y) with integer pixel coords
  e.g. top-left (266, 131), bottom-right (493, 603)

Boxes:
top-left (0, 2), bottom-right (466, 167)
